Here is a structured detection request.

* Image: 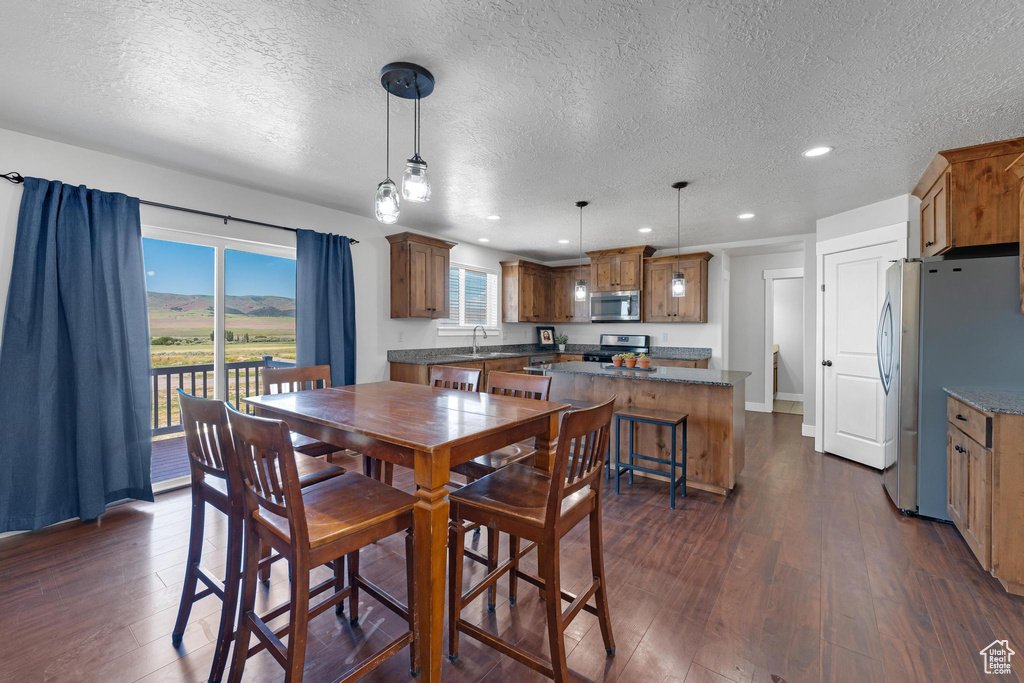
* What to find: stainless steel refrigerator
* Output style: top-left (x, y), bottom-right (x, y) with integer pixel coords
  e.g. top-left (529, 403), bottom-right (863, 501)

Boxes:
top-left (879, 255), bottom-right (1024, 519)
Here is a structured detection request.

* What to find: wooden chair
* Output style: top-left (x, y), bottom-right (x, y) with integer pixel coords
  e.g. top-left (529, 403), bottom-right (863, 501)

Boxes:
top-left (172, 390), bottom-right (344, 683)
top-left (447, 397), bottom-right (618, 681)
top-left (428, 365), bottom-right (482, 391)
top-left (226, 406), bottom-right (418, 683)
top-left (264, 364), bottom-right (390, 483)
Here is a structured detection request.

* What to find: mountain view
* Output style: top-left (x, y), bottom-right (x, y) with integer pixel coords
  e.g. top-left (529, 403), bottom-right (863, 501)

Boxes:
top-left (147, 292), bottom-right (296, 318)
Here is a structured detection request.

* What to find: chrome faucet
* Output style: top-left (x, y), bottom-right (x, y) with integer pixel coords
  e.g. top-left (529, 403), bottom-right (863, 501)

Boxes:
top-left (472, 325), bottom-right (488, 354)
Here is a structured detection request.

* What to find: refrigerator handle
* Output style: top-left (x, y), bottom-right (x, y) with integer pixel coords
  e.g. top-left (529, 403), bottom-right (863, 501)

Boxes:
top-left (877, 294), bottom-right (892, 394)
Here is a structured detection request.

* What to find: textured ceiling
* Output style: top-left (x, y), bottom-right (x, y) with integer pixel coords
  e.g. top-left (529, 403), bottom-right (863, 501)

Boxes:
top-left (2, 1), bottom-right (1024, 260)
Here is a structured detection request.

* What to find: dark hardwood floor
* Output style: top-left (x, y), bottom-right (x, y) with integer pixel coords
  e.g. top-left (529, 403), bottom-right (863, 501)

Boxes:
top-left (2, 411), bottom-right (1022, 682)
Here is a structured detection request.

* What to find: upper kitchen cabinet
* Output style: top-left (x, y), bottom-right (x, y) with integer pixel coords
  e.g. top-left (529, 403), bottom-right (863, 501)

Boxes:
top-left (587, 245), bottom-right (656, 292)
top-left (913, 137), bottom-right (1024, 258)
top-left (643, 252), bottom-right (712, 323)
top-left (550, 266), bottom-right (588, 323)
top-left (386, 232), bottom-right (456, 318)
top-left (1005, 151), bottom-right (1024, 313)
top-left (500, 259), bottom-right (552, 322)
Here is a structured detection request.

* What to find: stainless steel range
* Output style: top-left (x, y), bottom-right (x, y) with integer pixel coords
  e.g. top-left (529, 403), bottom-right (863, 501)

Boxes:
top-left (582, 334), bottom-right (651, 363)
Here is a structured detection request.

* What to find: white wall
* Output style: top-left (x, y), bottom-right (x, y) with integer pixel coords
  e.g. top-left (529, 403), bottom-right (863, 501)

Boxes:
top-left (816, 193), bottom-right (921, 255)
top-left (0, 127), bottom-right (538, 383)
top-left (772, 277), bottom-right (804, 398)
top-left (728, 250), bottom-right (805, 405)
top-left (802, 236), bottom-right (817, 432)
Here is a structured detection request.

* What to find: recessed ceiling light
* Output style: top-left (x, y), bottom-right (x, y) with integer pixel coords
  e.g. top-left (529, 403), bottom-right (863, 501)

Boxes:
top-left (638, 227), bottom-right (653, 233)
top-left (558, 239), bottom-right (570, 244)
top-left (486, 215), bottom-right (501, 220)
top-left (737, 213), bottom-right (755, 219)
top-left (801, 146), bottom-right (832, 158)
top-left (478, 237), bottom-right (489, 242)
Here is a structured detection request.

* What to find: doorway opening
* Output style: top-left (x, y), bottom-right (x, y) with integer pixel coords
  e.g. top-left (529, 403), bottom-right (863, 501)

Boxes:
top-left (762, 267), bottom-right (804, 415)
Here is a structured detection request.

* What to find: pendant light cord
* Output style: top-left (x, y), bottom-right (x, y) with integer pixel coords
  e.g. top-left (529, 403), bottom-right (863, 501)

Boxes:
top-left (578, 203), bottom-right (584, 283)
top-left (385, 90), bottom-right (391, 180)
top-left (676, 186), bottom-right (681, 271)
top-left (414, 96), bottom-right (421, 157)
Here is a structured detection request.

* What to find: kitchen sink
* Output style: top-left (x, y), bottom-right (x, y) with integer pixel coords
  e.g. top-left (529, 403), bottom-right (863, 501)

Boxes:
top-left (448, 352), bottom-right (522, 360)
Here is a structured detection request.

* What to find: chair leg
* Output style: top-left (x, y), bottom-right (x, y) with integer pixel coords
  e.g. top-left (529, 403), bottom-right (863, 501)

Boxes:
top-left (333, 557), bottom-right (346, 616)
top-left (405, 528), bottom-right (419, 676)
top-left (447, 518), bottom-right (465, 663)
top-left (589, 502), bottom-right (616, 657)
top-left (209, 513), bottom-right (242, 682)
top-left (486, 527), bottom-right (498, 612)
top-left (283, 559), bottom-right (310, 682)
top-left (614, 417), bottom-right (621, 495)
top-left (258, 540), bottom-right (271, 585)
top-left (508, 535), bottom-right (520, 606)
top-left (227, 524), bottom-right (261, 683)
top-left (171, 495), bottom-right (205, 647)
top-left (628, 420), bottom-right (635, 486)
top-left (384, 462), bottom-right (394, 486)
top-left (347, 550), bottom-right (360, 625)
top-left (541, 539), bottom-right (569, 682)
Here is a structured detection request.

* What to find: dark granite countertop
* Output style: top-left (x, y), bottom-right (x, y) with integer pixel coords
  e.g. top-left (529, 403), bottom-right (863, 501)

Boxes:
top-left (387, 344), bottom-right (712, 366)
top-left (943, 387), bottom-right (1024, 416)
top-left (533, 361), bottom-right (749, 387)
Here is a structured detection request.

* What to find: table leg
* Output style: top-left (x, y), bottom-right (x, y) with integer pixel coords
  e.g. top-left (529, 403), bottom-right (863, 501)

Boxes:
top-left (533, 413), bottom-right (559, 600)
top-left (413, 448), bottom-right (450, 683)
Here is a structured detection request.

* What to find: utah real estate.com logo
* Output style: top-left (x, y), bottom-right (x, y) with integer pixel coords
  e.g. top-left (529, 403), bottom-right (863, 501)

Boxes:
top-left (980, 640), bottom-right (1015, 675)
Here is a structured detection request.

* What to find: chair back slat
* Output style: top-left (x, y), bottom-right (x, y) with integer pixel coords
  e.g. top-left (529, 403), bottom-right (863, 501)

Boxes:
top-left (263, 365), bottom-right (332, 395)
top-left (227, 406), bottom-right (309, 543)
top-left (429, 365), bottom-right (482, 392)
top-left (546, 397), bottom-right (616, 521)
top-left (178, 389), bottom-right (233, 482)
top-left (486, 371), bottom-right (551, 401)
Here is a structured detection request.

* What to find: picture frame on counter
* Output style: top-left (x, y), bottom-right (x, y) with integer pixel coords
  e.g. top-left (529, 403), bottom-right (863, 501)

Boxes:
top-left (536, 326), bottom-right (556, 346)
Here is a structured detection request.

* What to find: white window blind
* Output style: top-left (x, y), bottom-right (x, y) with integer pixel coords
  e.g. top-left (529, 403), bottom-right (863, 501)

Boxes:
top-left (440, 264), bottom-right (499, 330)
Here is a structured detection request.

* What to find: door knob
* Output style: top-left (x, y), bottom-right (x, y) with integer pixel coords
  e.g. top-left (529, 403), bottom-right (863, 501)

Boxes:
top-left (821, 360), bottom-right (833, 367)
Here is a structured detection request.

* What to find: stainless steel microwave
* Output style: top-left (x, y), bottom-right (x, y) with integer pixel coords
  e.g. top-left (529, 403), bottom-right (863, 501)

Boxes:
top-left (589, 290), bottom-right (641, 322)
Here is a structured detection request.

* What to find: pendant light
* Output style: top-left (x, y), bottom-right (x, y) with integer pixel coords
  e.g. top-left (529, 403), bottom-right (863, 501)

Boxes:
top-left (375, 62), bottom-right (435, 221)
top-left (374, 90), bottom-right (400, 224)
top-left (574, 201), bottom-right (589, 301)
top-left (402, 95), bottom-right (430, 202)
top-left (671, 181), bottom-right (689, 297)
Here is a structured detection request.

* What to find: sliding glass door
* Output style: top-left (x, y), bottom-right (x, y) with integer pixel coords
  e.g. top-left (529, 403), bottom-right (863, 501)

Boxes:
top-left (142, 227), bottom-right (295, 485)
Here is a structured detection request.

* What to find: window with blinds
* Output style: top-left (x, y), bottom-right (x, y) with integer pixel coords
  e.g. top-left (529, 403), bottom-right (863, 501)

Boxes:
top-left (440, 264), bottom-right (499, 330)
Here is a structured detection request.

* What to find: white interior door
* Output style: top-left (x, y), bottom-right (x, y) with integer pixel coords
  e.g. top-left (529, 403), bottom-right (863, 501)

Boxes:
top-left (822, 242), bottom-right (899, 468)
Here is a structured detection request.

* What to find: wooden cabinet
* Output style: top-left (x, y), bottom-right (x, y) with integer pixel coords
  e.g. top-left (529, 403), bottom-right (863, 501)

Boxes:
top-left (1005, 151), bottom-right (1024, 313)
top-left (390, 357), bottom-right (531, 392)
top-left (945, 396), bottom-right (1024, 595)
top-left (550, 267), bottom-right (588, 323)
top-left (386, 232), bottom-right (456, 319)
top-left (500, 260), bottom-right (553, 322)
top-left (643, 252), bottom-right (712, 323)
top-left (913, 137), bottom-right (1024, 258)
top-left (587, 246), bottom-right (655, 292)
top-left (650, 358), bottom-right (709, 369)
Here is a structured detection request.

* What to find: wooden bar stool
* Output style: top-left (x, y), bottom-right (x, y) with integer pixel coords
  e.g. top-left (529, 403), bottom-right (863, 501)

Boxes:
top-left (226, 406), bottom-right (418, 683)
top-left (613, 406), bottom-right (688, 509)
top-left (172, 390), bottom-right (344, 683)
top-left (263, 365), bottom-right (393, 486)
top-left (447, 397), bottom-right (618, 682)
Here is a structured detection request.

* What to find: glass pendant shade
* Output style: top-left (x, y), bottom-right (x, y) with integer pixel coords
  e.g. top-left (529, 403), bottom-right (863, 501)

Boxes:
top-left (375, 179), bottom-right (400, 224)
top-left (574, 279), bottom-right (587, 302)
top-left (402, 155), bottom-right (431, 202)
top-left (671, 272), bottom-right (686, 297)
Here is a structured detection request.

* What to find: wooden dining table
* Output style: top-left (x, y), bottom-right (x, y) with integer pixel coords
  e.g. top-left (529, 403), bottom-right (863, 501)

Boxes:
top-left (242, 380), bottom-right (567, 682)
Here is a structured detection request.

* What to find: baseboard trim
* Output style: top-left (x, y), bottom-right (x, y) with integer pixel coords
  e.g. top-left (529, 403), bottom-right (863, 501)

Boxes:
top-left (746, 401), bottom-right (772, 413)
top-left (775, 392), bottom-right (803, 402)
top-left (801, 423), bottom-right (815, 438)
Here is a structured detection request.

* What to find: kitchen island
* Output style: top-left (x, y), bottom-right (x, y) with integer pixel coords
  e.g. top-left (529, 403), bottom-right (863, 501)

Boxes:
top-left (534, 361), bottom-right (749, 495)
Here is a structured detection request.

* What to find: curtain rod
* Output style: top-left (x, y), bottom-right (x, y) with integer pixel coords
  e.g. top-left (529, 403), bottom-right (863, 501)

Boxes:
top-left (1, 171), bottom-right (359, 244)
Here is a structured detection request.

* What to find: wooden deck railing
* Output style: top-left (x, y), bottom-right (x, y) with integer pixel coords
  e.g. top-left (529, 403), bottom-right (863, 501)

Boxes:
top-left (150, 356), bottom-right (295, 436)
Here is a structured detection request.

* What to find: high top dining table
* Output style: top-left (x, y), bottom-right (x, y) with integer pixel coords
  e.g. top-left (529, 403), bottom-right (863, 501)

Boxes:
top-left (242, 380), bottom-right (567, 682)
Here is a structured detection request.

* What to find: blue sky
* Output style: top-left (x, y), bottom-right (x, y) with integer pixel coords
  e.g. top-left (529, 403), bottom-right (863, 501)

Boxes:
top-left (142, 238), bottom-right (296, 298)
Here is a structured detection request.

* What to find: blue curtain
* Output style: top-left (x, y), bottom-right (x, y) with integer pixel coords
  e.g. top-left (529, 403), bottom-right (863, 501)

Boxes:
top-left (295, 229), bottom-right (357, 386)
top-left (0, 178), bottom-right (153, 531)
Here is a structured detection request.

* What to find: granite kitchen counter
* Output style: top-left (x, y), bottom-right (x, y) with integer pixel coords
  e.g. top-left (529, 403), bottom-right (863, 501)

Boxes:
top-left (387, 344), bottom-right (712, 365)
top-left (944, 387), bottom-right (1024, 415)
top-left (533, 361), bottom-right (749, 387)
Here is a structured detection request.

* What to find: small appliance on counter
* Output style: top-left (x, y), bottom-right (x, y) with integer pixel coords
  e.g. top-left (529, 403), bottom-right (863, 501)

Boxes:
top-left (582, 334), bottom-right (650, 363)
top-left (878, 255), bottom-right (1024, 520)
top-left (589, 290), bottom-right (641, 322)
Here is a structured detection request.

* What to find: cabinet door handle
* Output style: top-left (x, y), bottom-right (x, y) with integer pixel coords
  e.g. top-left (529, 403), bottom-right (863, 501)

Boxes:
top-left (925, 241), bottom-right (935, 247)
top-left (955, 414), bottom-right (967, 422)
top-left (954, 444), bottom-right (965, 453)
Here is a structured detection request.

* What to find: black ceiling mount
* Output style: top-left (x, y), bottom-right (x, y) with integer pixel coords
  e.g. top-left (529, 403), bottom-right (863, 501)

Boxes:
top-left (671, 181), bottom-right (689, 189)
top-left (380, 62), bottom-right (435, 99)
top-left (575, 200), bottom-right (589, 208)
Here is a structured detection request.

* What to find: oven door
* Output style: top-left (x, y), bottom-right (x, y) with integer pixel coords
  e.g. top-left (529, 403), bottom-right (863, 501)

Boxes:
top-left (589, 291), bottom-right (641, 322)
